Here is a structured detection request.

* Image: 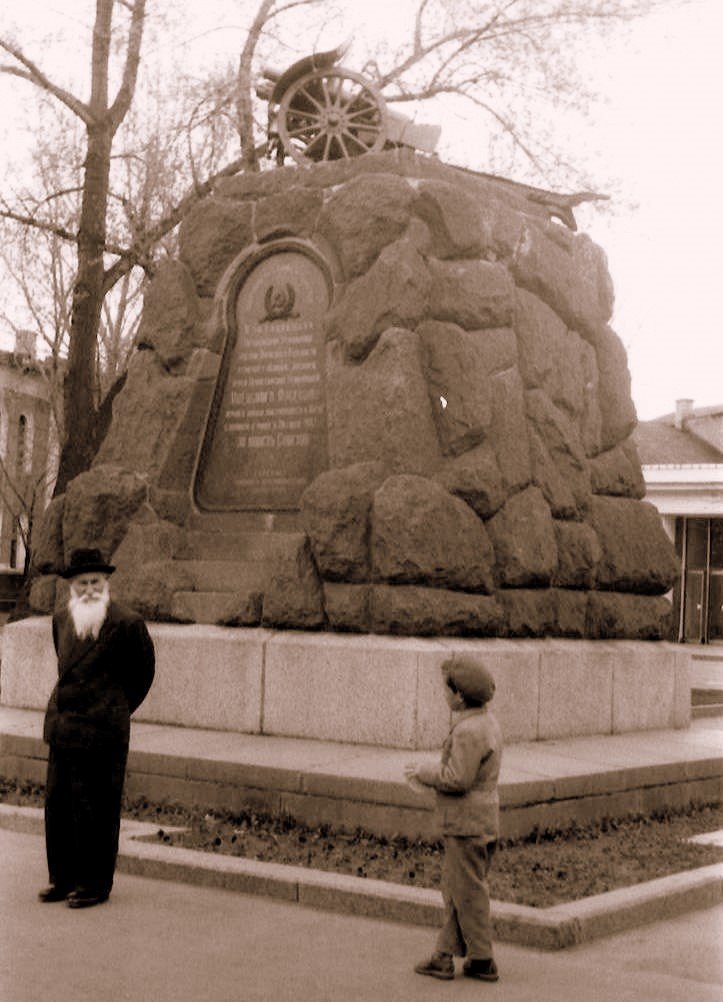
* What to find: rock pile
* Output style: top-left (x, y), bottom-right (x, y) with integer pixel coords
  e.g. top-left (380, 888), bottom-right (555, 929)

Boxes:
top-left (30, 150), bottom-right (678, 638)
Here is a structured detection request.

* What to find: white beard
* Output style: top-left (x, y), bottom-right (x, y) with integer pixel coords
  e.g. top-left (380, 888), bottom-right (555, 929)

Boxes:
top-left (68, 584), bottom-right (110, 640)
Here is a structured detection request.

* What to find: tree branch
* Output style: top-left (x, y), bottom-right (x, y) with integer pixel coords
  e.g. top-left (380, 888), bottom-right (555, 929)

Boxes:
top-left (102, 153), bottom-right (247, 293)
top-left (108, 0), bottom-right (147, 133)
top-left (0, 208), bottom-right (77, 243)
top-left (0, 39), bottom-right (94, 125)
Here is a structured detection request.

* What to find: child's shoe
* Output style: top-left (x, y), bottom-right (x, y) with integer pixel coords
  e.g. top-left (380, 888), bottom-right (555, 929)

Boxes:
top-left (414, 951), bottom-right (455, 980)
top-left (463, 957), bottom-right (499, 981)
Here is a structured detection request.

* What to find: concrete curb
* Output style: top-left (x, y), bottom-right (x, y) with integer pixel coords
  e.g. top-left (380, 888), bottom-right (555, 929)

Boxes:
top-left (3, 804), bottom-right (721, 951)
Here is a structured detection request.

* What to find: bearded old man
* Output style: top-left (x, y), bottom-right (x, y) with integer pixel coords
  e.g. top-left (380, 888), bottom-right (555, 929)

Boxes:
top-left (39, 548), bottom-right (155, 909)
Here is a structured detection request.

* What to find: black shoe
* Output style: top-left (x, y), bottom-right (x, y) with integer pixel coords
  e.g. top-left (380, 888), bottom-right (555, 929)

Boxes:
top-left (38, 885), bottom-right (70, 903)
top-left (463, 958), bottom-right (499, 982)
top-left (414, 952), bottom-right (455, 980)
top-left (66, 890), bottom-right (109, 909)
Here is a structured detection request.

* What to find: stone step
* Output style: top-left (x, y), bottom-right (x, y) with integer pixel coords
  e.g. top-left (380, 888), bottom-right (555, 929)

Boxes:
top-left (692, 687), bottom-right (723, 706)
top-left (692, 703), bottom-right (723, 719)
top-left (171, 591), bottom-right (262, 626)
top-left (180, 560), bottom-right (269, 593)
top-left (2, 707), bottom-right (721, 843)
top-left (188, 511), bottom-right (302, 534)
top-left (176, 530), bottom-right (305, 562)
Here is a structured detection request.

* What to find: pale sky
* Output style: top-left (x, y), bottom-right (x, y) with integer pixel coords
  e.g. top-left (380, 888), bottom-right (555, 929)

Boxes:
top-left (1, 0), bottom-right (721, 421)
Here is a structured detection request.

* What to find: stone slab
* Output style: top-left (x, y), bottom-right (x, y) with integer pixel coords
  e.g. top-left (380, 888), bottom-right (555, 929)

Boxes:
top-left (262, 632), bottom-right (451, 748)
top-left (138, 624), bottom-right (266, 732)
top-left (0, 620), bottom-right (690, 748)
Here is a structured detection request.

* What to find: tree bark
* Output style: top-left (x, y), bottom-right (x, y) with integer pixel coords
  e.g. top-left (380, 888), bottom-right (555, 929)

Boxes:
top-left (56, 124), bottom-right (113, 492)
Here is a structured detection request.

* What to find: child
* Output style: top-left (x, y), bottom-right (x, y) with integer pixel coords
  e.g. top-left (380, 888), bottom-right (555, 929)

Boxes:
top-left (404, 654), bottom-right (502, 982)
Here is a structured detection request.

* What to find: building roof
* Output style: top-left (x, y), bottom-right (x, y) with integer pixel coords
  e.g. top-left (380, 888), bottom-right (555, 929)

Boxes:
top-left (633, 407), bottom-right (723, 466)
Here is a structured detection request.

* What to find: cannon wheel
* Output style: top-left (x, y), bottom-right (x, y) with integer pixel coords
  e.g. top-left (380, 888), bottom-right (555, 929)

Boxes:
top-left (277, 67), bottom-right (387, 165)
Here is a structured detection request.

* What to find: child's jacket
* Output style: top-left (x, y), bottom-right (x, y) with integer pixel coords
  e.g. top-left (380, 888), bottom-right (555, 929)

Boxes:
top-left (416, 706), bottom-right (502, 840)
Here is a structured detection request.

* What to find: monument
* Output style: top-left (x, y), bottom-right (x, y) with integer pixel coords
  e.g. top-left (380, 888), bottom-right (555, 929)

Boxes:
top-left (2, 50), bottom-right (685, 749)
top-left (26, 149), bottom-right (677, 642)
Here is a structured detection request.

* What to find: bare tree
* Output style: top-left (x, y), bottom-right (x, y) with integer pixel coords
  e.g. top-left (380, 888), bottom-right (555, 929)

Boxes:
top-left (0, 0), bottom-right (664, 498)
top-left (1, 0), bottom-right (146, 493)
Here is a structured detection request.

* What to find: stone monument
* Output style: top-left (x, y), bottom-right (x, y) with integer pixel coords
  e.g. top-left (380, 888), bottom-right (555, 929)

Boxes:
top-left (29, 150), bottom-right (677, 641)
top-left (4, 150), bottom-right (686, 750)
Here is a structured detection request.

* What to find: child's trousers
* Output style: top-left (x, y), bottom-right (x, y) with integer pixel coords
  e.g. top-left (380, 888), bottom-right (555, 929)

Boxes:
top-left (435, 836), bottom-right (496, 960)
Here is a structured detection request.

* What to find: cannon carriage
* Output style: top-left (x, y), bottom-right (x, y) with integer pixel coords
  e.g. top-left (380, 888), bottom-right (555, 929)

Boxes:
top-left (256, 45), bottom-right (441, 166)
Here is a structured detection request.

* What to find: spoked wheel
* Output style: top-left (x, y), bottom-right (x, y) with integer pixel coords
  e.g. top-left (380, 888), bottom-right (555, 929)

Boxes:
top-left (277, 67), bottom-right (387, 165)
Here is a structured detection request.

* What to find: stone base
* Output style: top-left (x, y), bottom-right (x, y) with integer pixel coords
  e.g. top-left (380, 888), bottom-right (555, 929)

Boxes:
top-left (0, 618), bottom-right (690, 749)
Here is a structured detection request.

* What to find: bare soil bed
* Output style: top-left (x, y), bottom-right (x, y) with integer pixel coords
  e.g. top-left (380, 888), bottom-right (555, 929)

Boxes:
top-left (2, 778), bottom-right (721, 908)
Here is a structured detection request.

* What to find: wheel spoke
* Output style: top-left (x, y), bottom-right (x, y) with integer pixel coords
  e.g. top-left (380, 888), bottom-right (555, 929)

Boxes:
top-left (337, 132), bottom-right (351, 159)
top-left (286, 125), bottom-right (319, 140)
top-left (343, 128), bottom-right (374, 152)
top-left (325, 74), bottom-right (343, 108)
top-left (287, 109), bottom-right (323, 124)
top-left (339, 80), bottom-right (371, 112)
top-left (346, 105), bottom-right (381, 123)
top-left (320, 76), bottom-right (331, 110)
top-left (305, 131), bottom-right (327, 157)
top-left (296, 85), bottom-right (325, 112)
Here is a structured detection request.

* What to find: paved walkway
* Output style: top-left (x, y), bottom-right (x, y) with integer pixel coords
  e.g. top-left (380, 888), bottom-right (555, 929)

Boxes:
top-left (2, 826), bottom-right (721, 1002)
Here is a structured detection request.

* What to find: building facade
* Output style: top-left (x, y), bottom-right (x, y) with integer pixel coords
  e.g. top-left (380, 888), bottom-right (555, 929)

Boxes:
top-left (634, 400), bottom-right (723, 645)
top-left (0, 336), bottom-right (57, 579)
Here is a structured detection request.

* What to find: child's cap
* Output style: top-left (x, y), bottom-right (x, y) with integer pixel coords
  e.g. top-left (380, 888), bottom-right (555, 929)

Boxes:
top-left (443, 655), bottom-right (496, 705)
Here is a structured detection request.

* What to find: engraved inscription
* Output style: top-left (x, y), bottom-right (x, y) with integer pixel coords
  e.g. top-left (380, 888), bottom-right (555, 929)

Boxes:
top-left (195, 248), bottom-right (331, 510)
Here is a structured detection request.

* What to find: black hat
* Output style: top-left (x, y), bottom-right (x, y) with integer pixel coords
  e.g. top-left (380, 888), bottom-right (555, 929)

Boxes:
top-left (60, 548), bottom-right (116, 579)
top-left (443, 655), bottom-right (496, 705)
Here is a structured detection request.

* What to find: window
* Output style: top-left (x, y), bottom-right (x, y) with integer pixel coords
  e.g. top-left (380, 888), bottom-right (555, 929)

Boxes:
top-left (16, 415), bottom-right (27, 477)
top-left (677, 518), bottom-right (723, 643)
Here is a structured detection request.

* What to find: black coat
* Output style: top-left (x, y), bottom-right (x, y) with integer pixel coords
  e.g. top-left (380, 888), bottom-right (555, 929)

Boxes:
top-left (43, 600), bottom-right (155, 751)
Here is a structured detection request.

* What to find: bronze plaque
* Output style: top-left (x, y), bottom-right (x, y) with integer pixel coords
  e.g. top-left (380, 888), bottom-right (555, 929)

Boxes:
top-left (195, 246), bottom-right (331, 510)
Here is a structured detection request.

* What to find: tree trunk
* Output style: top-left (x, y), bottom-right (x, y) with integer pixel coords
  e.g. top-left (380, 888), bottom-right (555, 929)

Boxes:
top-left (55, 124), bottom-right (112, 494)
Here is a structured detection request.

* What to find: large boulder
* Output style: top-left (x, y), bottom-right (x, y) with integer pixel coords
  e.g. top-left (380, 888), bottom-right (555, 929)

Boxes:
top-left (488, 367), bottom-right (532, 493)
top-left (371, 475), bottom-right (495, 593)
top-left (589, 497), bottom-right (679, 594)
top-left (419, 320), bottom-right (517, 456)
top-left (262, 537), bottom-right (326, 629)
top-left (112, 560), bottom-right (194, 623)
top-left (370, 584), bottom-right (504, 637)
top-left (325, 238), bottom-right (430, 361)
top-left (593, 327), bottom-right (638, 452)
top-left (62, 465), bottom-right (148, 562)
top-left (94, 352), bottom-right (198, 479)
top-left (433, 443), bottom-right (506, 519)
top-left (179, 197), bottom-right (254, 297)
top-left (317, 172), bottom-right (415, 278)
top-left (515, 289), bottom-right (602, 452)
top-left (589, 438), bottom-right (646, 498)
top-left (486, 486), bottom-right (558, 587)
top-left (526, 389), bottom-right (591, 519)
top-left (412, 179), bottom-right (489, 259)
top-left (301, 462), bottom-right (386, 582)
top-left (428, 259), bottom-right (516, 330)
top-left (511, 222), bottom-right (614, 339)
top-left (134, 260), bottom-right (202, 368)
top-left (552, 520), bottom-right (602, 590)
top-left (586, 592), bottom-right (673, 640)
top-left (255, 185), bottom-right (323, 241)
top-left (326, 329), bottom-right (442, 474)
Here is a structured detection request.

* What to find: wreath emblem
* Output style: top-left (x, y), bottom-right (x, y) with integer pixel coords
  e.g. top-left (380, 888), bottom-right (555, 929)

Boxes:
top-left (261, 283), bottom-right (299, 322)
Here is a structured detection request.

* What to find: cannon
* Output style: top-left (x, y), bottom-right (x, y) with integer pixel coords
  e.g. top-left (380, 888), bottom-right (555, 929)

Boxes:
top-left (256, 44), bottom-right (441, 166)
